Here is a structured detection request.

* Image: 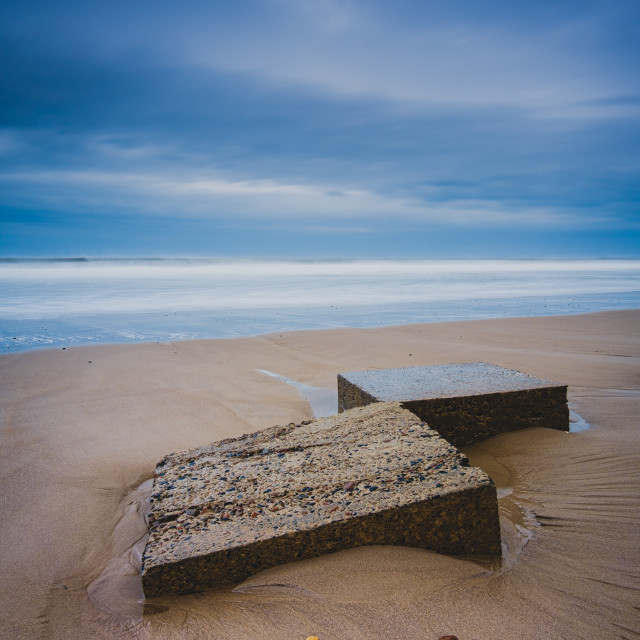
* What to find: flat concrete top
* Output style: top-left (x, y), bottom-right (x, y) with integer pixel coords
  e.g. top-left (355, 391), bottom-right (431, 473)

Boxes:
top-left (142, 403), bottom-right (492, 578)
top-left (339, 362), bottom-right (563, 401)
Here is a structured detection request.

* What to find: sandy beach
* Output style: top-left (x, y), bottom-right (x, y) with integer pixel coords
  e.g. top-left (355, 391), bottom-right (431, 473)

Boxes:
top-left (0, 310), bottom-right (638, 640)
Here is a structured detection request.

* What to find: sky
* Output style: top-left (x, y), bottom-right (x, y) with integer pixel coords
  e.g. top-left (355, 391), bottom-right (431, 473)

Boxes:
top-left (1, 0), bottom-right (639, 258)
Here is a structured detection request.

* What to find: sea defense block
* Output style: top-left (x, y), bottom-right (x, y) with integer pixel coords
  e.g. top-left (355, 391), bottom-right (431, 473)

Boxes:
top-left (338, 363), bottom-right (569, 446)
top-left (141, 402), bottom-right (500, 596)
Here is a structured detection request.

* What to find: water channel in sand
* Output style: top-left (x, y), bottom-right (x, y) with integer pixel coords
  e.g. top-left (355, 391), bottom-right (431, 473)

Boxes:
top-left (256, 369), bottom-right (339, 417)
top-left (88, 373), bottom-right (590, 622)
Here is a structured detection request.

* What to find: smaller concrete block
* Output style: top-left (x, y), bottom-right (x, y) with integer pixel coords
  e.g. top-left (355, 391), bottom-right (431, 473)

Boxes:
top-left (141, 402), bottom-right (500, 596)
top-left (338, 363), bottom-right (569, 446)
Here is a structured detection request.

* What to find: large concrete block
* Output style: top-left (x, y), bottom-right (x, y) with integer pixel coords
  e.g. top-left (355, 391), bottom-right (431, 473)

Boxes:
top-left (141, 402), bottom-right (500, 596)
top-left (338, 363), bottom-right (569, 446)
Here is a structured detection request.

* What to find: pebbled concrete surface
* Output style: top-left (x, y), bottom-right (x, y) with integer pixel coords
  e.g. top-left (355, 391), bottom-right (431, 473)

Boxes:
top-left (338, 362), bottom-right (563, 402)
top-left (141, 402), bottom-right (500, 596)
top-left (338, 363), bottom-right (569, 446)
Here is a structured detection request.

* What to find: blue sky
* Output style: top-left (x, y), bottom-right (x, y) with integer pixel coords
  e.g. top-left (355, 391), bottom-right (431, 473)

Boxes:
top-left (1, 0), bottom-right (639, 258)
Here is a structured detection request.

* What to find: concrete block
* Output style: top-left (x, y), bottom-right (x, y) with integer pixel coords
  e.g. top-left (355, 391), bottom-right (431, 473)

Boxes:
top-left (141, 402), bottom-right (500, 596)
top-left (338, 363), bottom-right (569, 446)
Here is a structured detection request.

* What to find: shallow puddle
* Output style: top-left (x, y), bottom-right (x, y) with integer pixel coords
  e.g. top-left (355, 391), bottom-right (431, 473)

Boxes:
top-left (256, 369), bottom-right (338, 417)
top-left (568, 403), bottom-right (590, 432)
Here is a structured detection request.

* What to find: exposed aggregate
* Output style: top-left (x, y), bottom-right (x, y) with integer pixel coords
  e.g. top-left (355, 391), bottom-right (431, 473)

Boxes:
top-left (141, 402), bottom-right (499, 594)
top-left (338, 364), bottom-right (569, 446)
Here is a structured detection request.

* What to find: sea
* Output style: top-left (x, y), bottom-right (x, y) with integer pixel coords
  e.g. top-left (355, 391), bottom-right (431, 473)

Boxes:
top-left (1, 258), bottom-right (639, 353)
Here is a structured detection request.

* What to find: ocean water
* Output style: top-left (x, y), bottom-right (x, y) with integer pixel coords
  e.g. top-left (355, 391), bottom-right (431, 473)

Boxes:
top-left (1, 258), bottom-right (639, 353)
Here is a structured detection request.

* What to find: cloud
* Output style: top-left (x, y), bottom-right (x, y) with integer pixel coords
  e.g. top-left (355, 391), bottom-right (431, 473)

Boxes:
top-left (0, 167), bottom-right (611, 230)
top-left (0, 0), bottom-right (639, 256)
top-left (4, 1), bottom-right (638, 119)
top-left (179, 1), bottom-right (640, 118)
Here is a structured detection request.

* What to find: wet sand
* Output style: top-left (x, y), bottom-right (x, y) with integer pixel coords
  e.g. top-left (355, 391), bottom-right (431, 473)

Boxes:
top-left (0, 310), bottom-right (638, 639)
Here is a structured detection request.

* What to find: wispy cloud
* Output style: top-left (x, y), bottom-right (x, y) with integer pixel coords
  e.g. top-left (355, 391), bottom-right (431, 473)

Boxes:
top-left (1, 168), bottom-right (611, 229)
top-left (183, 2), bottom-right (639, 118)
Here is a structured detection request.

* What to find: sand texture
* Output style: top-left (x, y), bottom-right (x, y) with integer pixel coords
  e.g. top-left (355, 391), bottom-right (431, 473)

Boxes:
top-left (0, 310), bottom-right (639, 639)
top-left (141, 403), bottom-right (500, 596)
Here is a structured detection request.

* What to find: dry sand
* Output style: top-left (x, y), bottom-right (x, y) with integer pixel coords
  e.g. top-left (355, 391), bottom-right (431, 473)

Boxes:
top-left (0, 310), bottom-right (638, 640)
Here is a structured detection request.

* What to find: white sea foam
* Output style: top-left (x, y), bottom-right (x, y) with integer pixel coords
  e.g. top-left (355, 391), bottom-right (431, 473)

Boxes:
top-left (0, 259), bottom-right (638, 351)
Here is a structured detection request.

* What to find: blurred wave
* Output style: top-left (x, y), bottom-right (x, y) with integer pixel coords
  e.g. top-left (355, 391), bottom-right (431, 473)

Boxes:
top-left (1, 258), bottom-right (639, 352)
